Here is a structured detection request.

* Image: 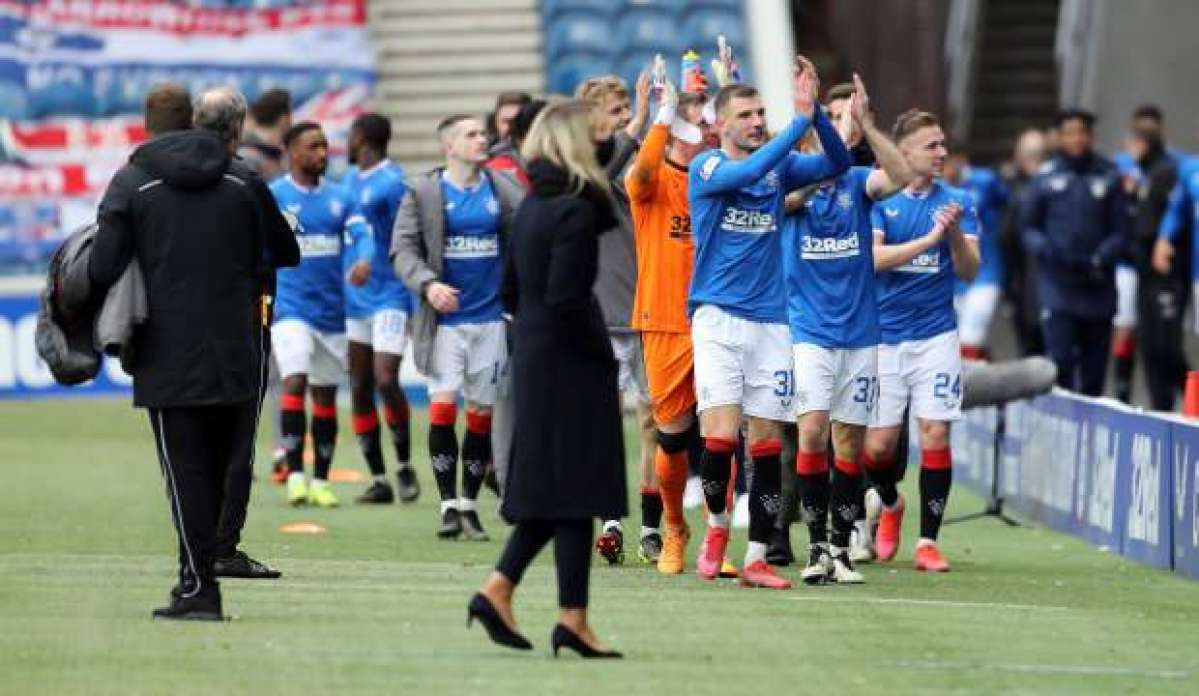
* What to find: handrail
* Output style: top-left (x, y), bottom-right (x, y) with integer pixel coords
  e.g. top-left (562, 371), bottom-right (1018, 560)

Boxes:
top-left (944, 0), bottom-right (982, 143)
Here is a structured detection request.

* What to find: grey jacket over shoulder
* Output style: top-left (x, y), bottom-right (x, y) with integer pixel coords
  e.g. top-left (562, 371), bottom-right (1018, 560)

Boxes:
top-left (390, 167), bottom-right (525, 374)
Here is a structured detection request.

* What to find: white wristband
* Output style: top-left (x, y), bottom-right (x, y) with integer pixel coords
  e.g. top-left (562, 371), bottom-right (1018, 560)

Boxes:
top-left (654, 103), bottom-right (676, 127)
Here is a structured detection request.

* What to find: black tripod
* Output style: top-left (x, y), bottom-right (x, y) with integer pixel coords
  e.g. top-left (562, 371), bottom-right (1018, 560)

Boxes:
top-left (945, 409), bottom-right (1020, 527)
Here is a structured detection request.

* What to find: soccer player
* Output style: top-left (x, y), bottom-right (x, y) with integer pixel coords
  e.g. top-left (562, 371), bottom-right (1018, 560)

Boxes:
top-left (270, 122), bottom-right (374, 508)
top-left (624, 82), bottom-right (712, 574)
top-left (688, 59), bottom-right (851, 589)
top-left (577, 74), bottom-right (662, 566)
top-left (392, 114), bottom-right (525, 541)
top-left (342, 113), bottom-right (421, 505)
top-left (863, 109), bottom-right (981, 572)
top-left (943, 148), bottom-right (1009, 360)
top-left (782, 74), bottom-right (912, 585)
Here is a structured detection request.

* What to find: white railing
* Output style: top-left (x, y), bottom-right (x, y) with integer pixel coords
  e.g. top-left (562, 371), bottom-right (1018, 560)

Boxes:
top-left (945, 0), bottom-right (982, 142)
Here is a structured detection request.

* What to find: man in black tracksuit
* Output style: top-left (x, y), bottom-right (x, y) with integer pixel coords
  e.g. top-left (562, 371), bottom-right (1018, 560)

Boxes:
top-left (1021, 110), bottom-right (1129, 396)
top-left (90, 87), bottom-right (298, 620)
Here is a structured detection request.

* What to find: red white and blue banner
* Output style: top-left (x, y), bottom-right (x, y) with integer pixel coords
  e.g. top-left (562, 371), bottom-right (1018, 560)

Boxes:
top-left (949, 389), bottom-right (1198, 581)
top-left (0, 0), bottom-right (375, 273)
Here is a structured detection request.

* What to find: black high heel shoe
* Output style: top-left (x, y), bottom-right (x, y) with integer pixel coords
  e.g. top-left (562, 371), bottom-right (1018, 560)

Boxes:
top-left (550, 623), bottom-right (623, 659)
top-left (467, 593), bottom-right (533, 651)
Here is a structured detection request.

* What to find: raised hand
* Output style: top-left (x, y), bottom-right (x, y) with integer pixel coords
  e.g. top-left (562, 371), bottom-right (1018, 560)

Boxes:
top-left (792, 55), bottom-right (819, 119)
top-left (850, 72), bottom-right (873, 127)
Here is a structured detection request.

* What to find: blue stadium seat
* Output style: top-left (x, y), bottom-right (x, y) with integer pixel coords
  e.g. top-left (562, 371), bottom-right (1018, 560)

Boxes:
top-left (547, 55), bottom-right (614, 96)
top-left (681, 10), bottom-right (746, 57)
top-left (613, 8), bottom-right (683, 55)
top-left (687, 0), bottom-right (744, 11)
top-left (544, 13), bottom-right (616, 62)
top-left (619, 0), bottom-right (690, 13)
top-left (541, 0), bottom-right (617, 21)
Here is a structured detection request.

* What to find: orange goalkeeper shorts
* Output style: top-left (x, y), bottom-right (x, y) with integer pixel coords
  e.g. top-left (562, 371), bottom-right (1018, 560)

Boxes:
top-left (642, 331), bottom-right (696, 426)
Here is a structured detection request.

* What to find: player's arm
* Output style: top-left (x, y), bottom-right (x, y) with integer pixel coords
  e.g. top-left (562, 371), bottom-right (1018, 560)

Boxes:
top-left (625, 79), bottom-right (676, 200)
top-left (782, 108), bottom-right (852, 189)
top-left (89, 166), bottom-right (139, 290)
top-left (694, 114), bottom-right (812, 195)
top-left (845, 74), bottom-right (912, 199)
top-left (344, 196), bottom-right (373, 287)
top-left (949, 202), bottom-right (981, 282)
top-left (625, 70), bottom-right (651, 140)
top-left (872, 204), bottom-right (954, 272)
top-left (1153, 173), bottom-right (1190, 273)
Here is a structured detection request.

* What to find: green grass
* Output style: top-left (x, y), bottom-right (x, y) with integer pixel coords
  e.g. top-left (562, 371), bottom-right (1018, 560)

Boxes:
top-left (2, 398), bottom-right (1198, 695)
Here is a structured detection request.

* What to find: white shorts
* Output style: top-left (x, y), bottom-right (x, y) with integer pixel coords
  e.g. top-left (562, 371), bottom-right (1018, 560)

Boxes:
top-left (610, 333), bottom-right (651, 405)
top-left (272, 320), bottom-right (348, 387)
top-left (956, 283), bottom-right (1000, 346)
top-left (792, 343), bottom-right (877, 425)
top-left (425, 320), bottom-right (507, 406)
top-left (346, 309), bottom-right (408, 355)
top-left (692, 304), bottom-right (795, 421)
top-left (1113, 265), bottom-right (1138, 329)
top-left (876, 330), bottom-right (962, 427)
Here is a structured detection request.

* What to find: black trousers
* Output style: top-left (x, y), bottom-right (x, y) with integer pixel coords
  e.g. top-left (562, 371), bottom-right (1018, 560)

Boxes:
top-left (150, 401), bottom-right (257, 594)
top-left (1042, 311), bottom-right (1112, 397)
top-left (1138, 273), bottom-right (1190, 411)
top-left (496, 519), bottom-right (593, 608)
top-left (214, 322), bottom-right (271, 557)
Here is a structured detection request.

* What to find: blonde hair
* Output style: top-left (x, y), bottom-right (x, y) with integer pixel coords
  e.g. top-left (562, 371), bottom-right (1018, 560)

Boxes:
top-left (521, 100), bottom-right (612, 197)
top-left (574, 75), bottom-right (630, 107)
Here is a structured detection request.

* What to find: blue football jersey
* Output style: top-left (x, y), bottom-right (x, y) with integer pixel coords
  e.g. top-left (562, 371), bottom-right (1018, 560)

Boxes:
top-left (688, 110), bottom-right (851, 323)
top-left (782, 166), bottom-right (880, 348)
top-left (271, 175), bottom-right (373, 333)
top-left (440, 173), bottom-right (503, 326)
top-left (956, 167), bottom-right (1008, 288)
top-left (872, 182), bottom-right (979, 344)
top-left (343, 160), bottom-right (413, 318)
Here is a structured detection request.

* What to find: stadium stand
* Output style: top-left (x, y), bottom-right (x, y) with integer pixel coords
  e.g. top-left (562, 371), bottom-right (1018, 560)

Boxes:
top-left (542, 0), bottom-right (750, 95)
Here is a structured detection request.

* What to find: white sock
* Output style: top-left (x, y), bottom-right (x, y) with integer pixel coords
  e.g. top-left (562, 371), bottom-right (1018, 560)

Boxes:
top-left (640, 526), bottom-right (658, 539)
top-left (439, 499), bottom-right (458, 514)
top-left (916, 537), bottom-right (937, 549)
top-left (457, 497), bottom-right (477, 512)
top-left (708, 512), bottom-right (730, 529)
top-left (310, 478), bottom-right (327, 488)
top-left (830, 545), bottom-right (846, 558)
top-left (287, 472), bottom-right (305, 484)
top-left (745, 541), bottom-right (767, 565)
top-left (603, 519), bottom-right (622, 533)
top-left (854, 519), bottom-right (869, 535)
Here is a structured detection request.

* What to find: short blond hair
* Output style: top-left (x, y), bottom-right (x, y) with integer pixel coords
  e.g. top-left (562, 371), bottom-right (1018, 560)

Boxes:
top-left (521, 100), bottom-right (611, 197)
top-left (574, 75), bottom-right (630, 106)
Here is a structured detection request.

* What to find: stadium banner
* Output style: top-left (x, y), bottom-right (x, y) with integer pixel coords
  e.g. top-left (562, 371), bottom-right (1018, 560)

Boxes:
top-left (949, 404), bottom-right (998, 497)
top-left (1170, 419), bottom-right (1199, 579)
top-left (0, 291), bottom-right (132, 399)
top-left (0, 0), bottom-right (375, 273)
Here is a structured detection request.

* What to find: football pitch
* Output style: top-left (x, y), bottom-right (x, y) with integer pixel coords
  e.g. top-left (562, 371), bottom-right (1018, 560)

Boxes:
top-left (2, 399), bottom-right (1198, 695)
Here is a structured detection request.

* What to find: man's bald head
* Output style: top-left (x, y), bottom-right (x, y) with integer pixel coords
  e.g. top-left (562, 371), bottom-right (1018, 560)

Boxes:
top-left (193, 86), bottom-right (249, 152)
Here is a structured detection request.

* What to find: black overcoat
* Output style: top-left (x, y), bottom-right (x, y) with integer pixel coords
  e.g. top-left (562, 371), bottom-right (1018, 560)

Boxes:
top-left (500, 160), bottom-right (628, 521)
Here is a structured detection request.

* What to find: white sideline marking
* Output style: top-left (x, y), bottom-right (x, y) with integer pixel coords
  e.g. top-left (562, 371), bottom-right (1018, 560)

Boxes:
top-left (893, 660), bottom-right (1188, 680)
top-left (786, 596), bottom-right (1069, 611)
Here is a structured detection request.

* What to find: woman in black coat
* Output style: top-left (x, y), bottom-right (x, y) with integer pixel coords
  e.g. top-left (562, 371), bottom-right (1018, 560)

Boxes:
top-left (467, 101), bottom-right (627, 659)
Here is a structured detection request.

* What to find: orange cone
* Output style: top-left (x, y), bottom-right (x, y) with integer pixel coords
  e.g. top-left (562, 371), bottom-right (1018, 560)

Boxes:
top-left (1184, 371), bottom-right (1199, 418)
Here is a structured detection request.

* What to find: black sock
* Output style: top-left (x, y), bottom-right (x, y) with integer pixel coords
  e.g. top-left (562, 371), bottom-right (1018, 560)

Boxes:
top-left (384, 403), bottom-right (411, 468)
top-left (747, 443), bottom-right (782, 545)
top-left (281, 399), bottom-right (306, 474)
top-left (686, 419), bottom-right (703, 477)
top-left (830, 459), bottom-right (862, 549)
top-left (865, 452), bottom-right (899, 507)
top-left (353, 412), bottom-right (386, 477)
top-left (796, 452), bottom-right (830, 546)
top-left (428, 421), bottom-right (458, 502)
top-left (700, 438), bottom-right (735, 515)
top-left (920, 464), bottom-right (953, 541)
top-left (311, 410), bottom-right (338, 481)
top-left (1115, 355), bottom-right (1134, 404)
top-left (461, 427), bottom-right (489, 502)
top-left (641, 489), bottom-right (663, 531)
